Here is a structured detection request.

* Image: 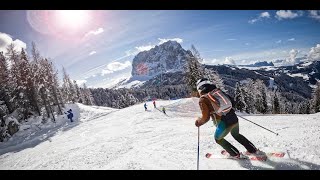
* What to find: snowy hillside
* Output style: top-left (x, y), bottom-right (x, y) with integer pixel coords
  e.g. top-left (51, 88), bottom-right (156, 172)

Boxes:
top-left (0, 98), bottom-right (320, 170)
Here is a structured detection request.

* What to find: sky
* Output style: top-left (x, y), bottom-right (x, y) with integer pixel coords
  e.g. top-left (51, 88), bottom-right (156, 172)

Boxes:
top-left (0, 10), bottom-right (320, 88)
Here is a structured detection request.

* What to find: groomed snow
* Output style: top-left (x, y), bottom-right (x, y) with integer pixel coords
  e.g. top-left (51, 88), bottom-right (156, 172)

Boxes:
top-left (0, 98), bottom-right (319, 170)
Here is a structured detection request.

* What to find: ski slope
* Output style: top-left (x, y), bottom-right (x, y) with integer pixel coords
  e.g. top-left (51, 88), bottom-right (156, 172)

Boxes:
top-left (0, 98), bottom-right (320, 170)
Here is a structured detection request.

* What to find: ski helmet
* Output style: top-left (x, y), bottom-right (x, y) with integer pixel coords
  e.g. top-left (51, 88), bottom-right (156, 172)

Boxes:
top-left (196, 78), bottom-right (217, 93)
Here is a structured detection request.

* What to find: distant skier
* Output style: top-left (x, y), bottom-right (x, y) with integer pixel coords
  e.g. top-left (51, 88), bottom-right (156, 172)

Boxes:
top-left (153, 100), bottom-right (156, 108)
top-left (194, 78), bottom-right (261, 159)
top-left (144, 103), bottom-right (148, 111)
top-left (162, 107), bottom-right (166, 115)
top-left (65, 109), bottom-right (74, 122)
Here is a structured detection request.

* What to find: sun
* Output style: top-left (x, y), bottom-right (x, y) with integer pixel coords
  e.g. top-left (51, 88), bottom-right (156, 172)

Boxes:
top-left (53, 10), bottom-right (90, 29)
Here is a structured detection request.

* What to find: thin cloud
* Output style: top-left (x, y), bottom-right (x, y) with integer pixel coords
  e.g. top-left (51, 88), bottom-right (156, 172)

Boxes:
top-left (136, 45), bottom-right (155, 52)
top-left (158, 38), bottom-right (183, 45)
top-left (101, 69), bottom-right (113, 76)
top-left (85, 27), bottom-right (104, 37)
top-left (227, 38), bottom-right (237, 41)
top-left (126, 37), bottom-right (184, 56)
top-left (276, 40), bottom-right (282, 44)
top-left (288, 38), bottom-right (295, 41)
top-left (101, 61), bottom-right (131, 76)
top-left (249, 11), bottom-right (271, 24)
top-left (309, 10), bottom-right (320, 21)
top-left (275, 10), bottom-right (302, 20)
top-left (89, 51), bottom-right (96, 55)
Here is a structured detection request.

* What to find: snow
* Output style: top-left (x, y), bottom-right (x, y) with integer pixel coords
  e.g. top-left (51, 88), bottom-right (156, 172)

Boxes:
top-left (287, 73), bottom-right (309, 80)
top-left (237, 66), bottom-right (278, 71)
top-left (118, 80), bottom-right (145, 89)
top-left (301, 62), bottom-right (313, 67)
top-left (0, 98), bottom-right (320, 170)
top-left (268, 77), bottom-right (277, 89)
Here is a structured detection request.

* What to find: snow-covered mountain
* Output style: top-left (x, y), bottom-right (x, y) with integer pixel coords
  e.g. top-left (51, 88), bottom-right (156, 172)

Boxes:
top-left (131, 40), bottom-right (192, 77)
top-left (115, 41), bottom-right (192, 88)
top-left (1, 99), bottom-right (320, 169)
top-left (107, 40), bottom-right (319, 103)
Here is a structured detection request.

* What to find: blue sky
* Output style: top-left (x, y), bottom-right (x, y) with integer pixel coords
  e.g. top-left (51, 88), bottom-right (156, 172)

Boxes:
top-left (0, 10), bottom-right (320, 88)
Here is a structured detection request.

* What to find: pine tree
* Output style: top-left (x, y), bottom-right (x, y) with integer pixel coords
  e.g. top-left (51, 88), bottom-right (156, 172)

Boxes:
top-left (273, 92), bottom-right (280, 114)
top-left (62, 67), bottom-right (76, 103)
top-left (0, 52), bottom-right (14, 113)
top-left (254, 80), bottom-right (268, 114)
top-left (37, 58), bottom-right (52, 119)
top-left (313, 82), bottom-right (320, 113)
top-left (234, 82), bottom-right (246, 112)
top-left (73, 80), bottom-right (84, 103)
top-left (5, 44), bottom-right (20, 113)
top-left (204, 68), bottom-right (225, 91)
top-left (16, 49), bottom-right (32, 119)
top-left (242, 79), bottom-right (255, 114)
top-left (82, 83), bottom-right (94, 105)
top-left (186, 45), bottom-right (204, 94)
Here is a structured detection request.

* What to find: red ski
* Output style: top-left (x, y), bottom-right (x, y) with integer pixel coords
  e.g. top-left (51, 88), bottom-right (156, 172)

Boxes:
top-left (205, 151), bottom-right (267, 161)
top-left (205, 150), bottom-right (285, 161)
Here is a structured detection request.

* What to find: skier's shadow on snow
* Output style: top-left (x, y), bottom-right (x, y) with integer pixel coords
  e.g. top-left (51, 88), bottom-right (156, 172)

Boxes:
top-left (0, 121), bottom-right (80, 156)
top-left (236, 156), bottom-right (320, 170)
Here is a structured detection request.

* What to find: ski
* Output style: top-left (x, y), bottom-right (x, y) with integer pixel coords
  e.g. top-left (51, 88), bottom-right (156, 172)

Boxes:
top-left (205, 152), bottom-right (267, 161)
top-left (205, 151), bottom-right (285, 161)
top-left (244, 151), bottom-right (286, 158)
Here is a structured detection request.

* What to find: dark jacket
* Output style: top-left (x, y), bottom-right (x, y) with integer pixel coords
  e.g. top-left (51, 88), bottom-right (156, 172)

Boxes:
top-left (67, 110), bottom-right (73, 119)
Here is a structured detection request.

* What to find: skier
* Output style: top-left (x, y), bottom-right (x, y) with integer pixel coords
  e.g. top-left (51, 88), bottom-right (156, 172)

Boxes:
top-left (194, 78), bottom-right (260, 159)
top-left (153, 100), bottom-right (156, 108)
top-left (144, 103), bottom-right (148, 111)
top-left (66, 109), bottom-right (74, 122)
top-left (162, 106), bottom-right (166, 115)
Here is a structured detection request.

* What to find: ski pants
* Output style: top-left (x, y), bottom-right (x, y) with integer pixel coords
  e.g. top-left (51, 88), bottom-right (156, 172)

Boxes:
top-left (214, 121), bottom-right (257, 156)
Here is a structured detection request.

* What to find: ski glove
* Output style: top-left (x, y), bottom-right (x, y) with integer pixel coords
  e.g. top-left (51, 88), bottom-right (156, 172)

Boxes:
top-left (195, 118), bottom-right (203, 127)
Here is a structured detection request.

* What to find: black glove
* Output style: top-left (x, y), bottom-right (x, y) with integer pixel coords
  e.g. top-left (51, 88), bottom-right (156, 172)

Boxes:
top-left (195, 118), bottom-right (202, 127)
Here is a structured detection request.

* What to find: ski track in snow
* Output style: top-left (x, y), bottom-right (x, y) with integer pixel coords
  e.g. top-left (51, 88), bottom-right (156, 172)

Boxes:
top-left (0, 98), bottom-right (320, 170)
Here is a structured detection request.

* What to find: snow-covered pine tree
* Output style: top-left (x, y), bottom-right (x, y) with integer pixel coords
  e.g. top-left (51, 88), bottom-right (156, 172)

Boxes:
top-left (52, 70), bottom-right (64, 113)
top-left (273, 91), bottom-right (280, 114)
top-left (254, 80), bottom-right (268, 114)
top-left (204, 68), bottom-right (225, 91)
top-left (37, 58), bottom-right (52, 119)
top-left (186, 45), bottom-right (205, 94)
top-left (82, 83), bottom-right (95, 105)
top-left (0, 52), bottom-right (14, 113)
top-left (5, 44), bottom-right (20, 114)
top-left (30, 42), bottom-right (42, 115)
top-left (312, 82), bottom-right (320, 113)
top-left (16, 48), bottom-right (32, 119)
top-left (234, 82), bottom-right (246, 112)
top-left (73, 80), bottom-right (84, 103)
top-left (62, 67), bottom-right (76, 103)
top-left (241, 79), bottom-right (256, 114)
top-left (44, 59), bottom-right (63, 116)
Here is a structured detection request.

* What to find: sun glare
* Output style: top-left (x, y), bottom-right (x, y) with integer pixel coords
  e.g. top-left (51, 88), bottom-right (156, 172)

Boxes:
top-left (54, 10), bottom-right (90, 29)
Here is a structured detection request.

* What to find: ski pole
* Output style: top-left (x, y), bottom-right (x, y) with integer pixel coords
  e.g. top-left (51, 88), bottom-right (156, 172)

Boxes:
top-left (197, 127), bottom-right (200, 170)
top-left (237, 114), bottom-right (279, 136)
